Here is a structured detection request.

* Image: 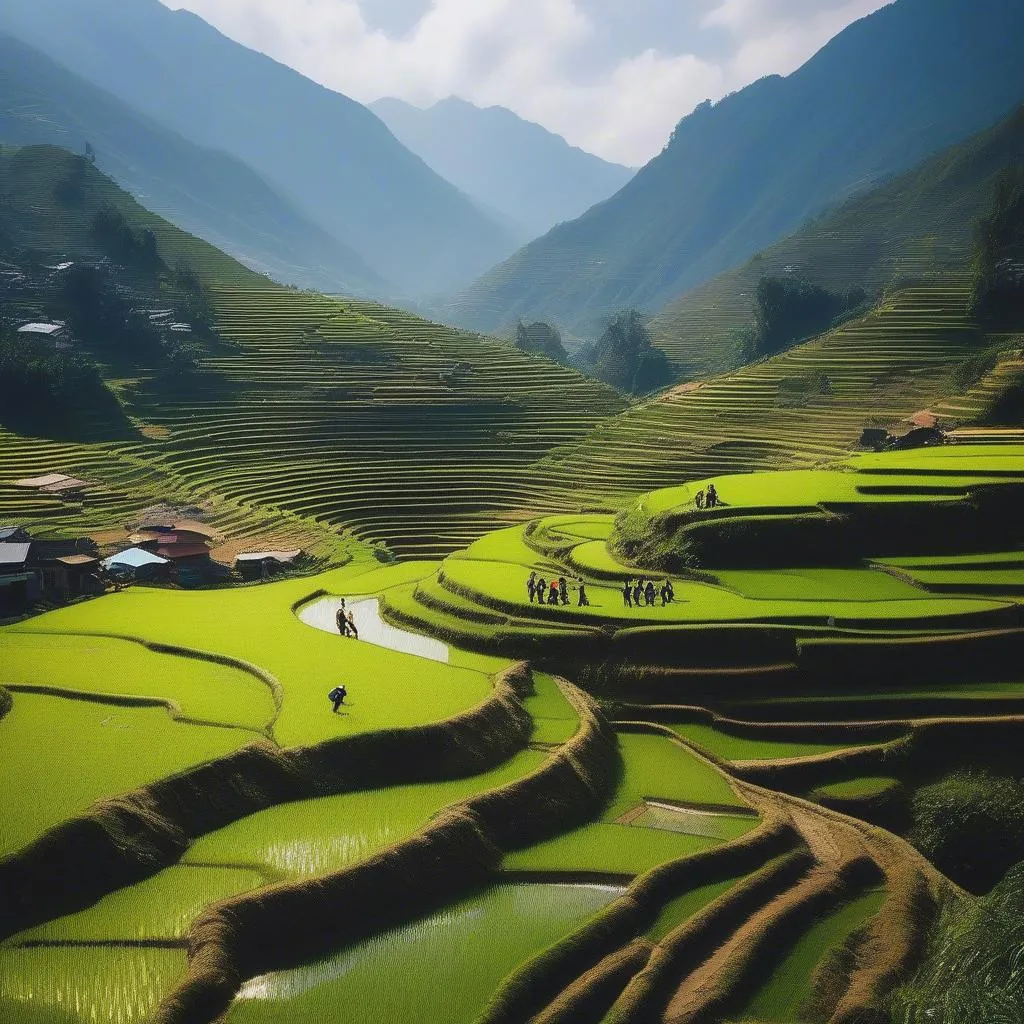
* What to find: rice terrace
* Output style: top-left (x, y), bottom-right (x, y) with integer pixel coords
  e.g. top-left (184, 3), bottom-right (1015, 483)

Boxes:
top-left (3, 1), bottom-right (1024, 1022)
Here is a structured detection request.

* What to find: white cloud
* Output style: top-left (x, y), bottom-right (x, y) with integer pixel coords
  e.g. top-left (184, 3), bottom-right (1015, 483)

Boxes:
top-left (161, 0), bottom-right (892, 165)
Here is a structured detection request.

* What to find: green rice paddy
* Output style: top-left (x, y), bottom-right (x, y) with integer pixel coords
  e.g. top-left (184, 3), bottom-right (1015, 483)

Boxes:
top-left (220, 884), bottom-right (618, 1024)
top-left (671, 724), bottom-right (874, 763)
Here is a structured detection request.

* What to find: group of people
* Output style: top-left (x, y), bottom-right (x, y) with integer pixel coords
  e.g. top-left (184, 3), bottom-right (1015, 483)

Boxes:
top-left (622, 577), bottom-right (674, 608)
top-left (335, 598), bottom-right (360, 639)
top-left (694, 483), bottom-right (720, 510)
top-left (527, 572), bottom-right (590, 607)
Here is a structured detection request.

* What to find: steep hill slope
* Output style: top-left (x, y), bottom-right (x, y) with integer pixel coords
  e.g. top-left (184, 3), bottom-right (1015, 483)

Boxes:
top-left (0, 147), bottom-right (626, 561)
top-left (447, 0), bottom-right (1024, 336)
top-left (371, 96), bottom-right (635, 242)
top-left (0, 0), bottom-right (515, 297)
top-left (0, 34), bottom-right (381, 297)
top-left (652, 104), bottom-right (1024, 378)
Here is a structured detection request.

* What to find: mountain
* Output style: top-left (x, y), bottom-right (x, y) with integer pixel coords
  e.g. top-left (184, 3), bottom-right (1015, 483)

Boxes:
top-left (652, 103), bottom-right (1024, 378)
top-left (370, 96), bottom-right (635, 242)
top-left (0, 0), bottom-right (515, 298)
top-left (0, 33), bottom-right (382, 297)
top-left (446, 0), bottom-right (1024, 336)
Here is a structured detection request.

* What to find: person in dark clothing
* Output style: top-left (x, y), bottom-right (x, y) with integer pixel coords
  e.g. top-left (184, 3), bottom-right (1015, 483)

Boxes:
top-left (695, 489), bottom-right (705, 510)
top-left (577, 582), bottom-right (590, 607)
top-left (336, 599), bottom-right (348, 636)
top-left (328, 685), bottom-right (347, 712)
top-left (346, 611), bottom-right (359, 640)
top-left (645, 580), bottom-right (656, 606)
top-left (666, 580), bottom-right (675, 603)
top-left (623, 579), bottom-right (632, 608)
top-left (559, 577), bottom-right (569, 606)
top-left (633, 580), bottom-right (644, 607)
top-left (527, 572), bottom-right (537, 603)
top-left (548, 580), bottom-right (560, 605)
top-left (536, 578), bottom-right (547, 605)
top-left (660, 582), bottom-right (670, 607)
top-left (706, 483), bottom-right (719, 508)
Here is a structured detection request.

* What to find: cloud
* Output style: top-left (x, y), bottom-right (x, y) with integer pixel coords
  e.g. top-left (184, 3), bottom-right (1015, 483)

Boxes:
top-left (161, 0), bottom-right (892, 165)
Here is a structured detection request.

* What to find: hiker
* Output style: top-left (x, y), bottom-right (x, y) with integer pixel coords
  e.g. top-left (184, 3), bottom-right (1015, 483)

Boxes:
top-left (346, 611), bottom-right (359, 640)
top-left (622, 579), bottom-right (632, 608)
top-left (633, 579), bottom-right (644, 607)
top-left (645, 580), bottom-right (656, 607)
top-left (577, 582), bottom-right (590, 607)
top-left (328, 684), bottom-right (347, 713)
top-left (336, 599), bottom-right (348, 636)
top-left (559, 577), bottom-right (569, 606)
top-left (548, 579), bottom-right (560, 606)
top-left (527, 571), bottom-right (538, 603)
top-left (695, 489), bottom-right (705, 510)
top-left (706, 483), bottom-right (719, 509)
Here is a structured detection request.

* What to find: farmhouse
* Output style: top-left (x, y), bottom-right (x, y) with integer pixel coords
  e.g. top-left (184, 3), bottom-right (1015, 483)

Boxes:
top-left (235, 548), bottom-right (304, 579)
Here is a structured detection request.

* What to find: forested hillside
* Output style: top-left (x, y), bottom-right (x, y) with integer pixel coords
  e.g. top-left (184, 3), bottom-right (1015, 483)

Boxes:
top-left (0, 0), bottom-right (515, 298)
top-left (447, 0), bottom-right (1024, 337)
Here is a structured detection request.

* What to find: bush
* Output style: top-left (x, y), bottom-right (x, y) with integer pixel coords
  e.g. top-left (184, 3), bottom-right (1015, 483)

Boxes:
top-left (909, 769), bottom-right (1024, 893)
top-left (579, 310), bottom-right (674, 395)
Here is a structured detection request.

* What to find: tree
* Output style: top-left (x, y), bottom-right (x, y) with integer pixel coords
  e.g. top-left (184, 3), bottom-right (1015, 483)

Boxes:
top-left (514, 321), bottom-right (568, 364)
top-left (970, 164), bottom-right (1024, 326)
top-left (583, 310), bottom-right (673, 395)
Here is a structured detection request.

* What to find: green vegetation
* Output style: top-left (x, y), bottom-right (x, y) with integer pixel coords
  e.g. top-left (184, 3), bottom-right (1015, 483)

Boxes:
top-left (576, 310), bottom-right (673, 396)
top-left (970, 163), bottom-right (1024, 326)
top-left (671, 724), bottom-right (861, 763)
top-left (909, 769), bottom-right (1024, 893)
top-left (737, 888), bottom-right (887, 1022)
top-left (221, 884), bottom-right (617, 1024)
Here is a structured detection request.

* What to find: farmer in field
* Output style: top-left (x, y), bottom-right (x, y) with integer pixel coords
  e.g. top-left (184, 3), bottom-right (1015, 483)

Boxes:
top-left (558, 577), bottom-right (569, 606)
top-left (695, 489), bottom-right (705, 510)
top-left (328, 684), bottom-right (347, 712)
top-left (706, 483), bottom-right (719, 508)
top-left (336, 599), bottom-right (348, 636)
top-left (527, 571), bottom-right (538, 603)
top-left (346, 610), bottom-right (359, 640)
top-left (633, 579), bottom-right (644, 607)
top-left (577, 581), bottom-right (590, 607)
top-left (548, 579), bottom-right (560, 605)
top-left (622, 579), bottom-right (632, 608)
top-left (645, 580), bottom-right (656, 606)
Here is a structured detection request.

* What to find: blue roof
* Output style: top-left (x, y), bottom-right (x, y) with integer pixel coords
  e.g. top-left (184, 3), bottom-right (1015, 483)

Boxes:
top-left (102, 547), bottom-right (169, 569)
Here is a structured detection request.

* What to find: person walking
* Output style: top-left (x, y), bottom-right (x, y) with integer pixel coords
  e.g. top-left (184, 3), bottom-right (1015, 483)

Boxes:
top-left (622, 579), bottom-right (632, 608)
top-left (548, 579), bottom-right (560, 606)
top-left (666, 580), bottom-right (675, 603)
top-left (335, 599), bottom-right (348, 636)
top-left (536, 578), bottom-right (547, 606)
top-left (527, 571), bottom-right (537, 603)
top-left (346, 611), bottom-right (359, 640)
top-left (645, 580), bottom-right (656, 607)
top-left (328, 684), bottom-right (347, 713)
top-left (660, 581), bottom-right (670, 607)
top-left (558, 577), bottom-right (569, 606)
top-left (633, 579), bottom-right (644, 607)
top-left (577, 582), bottom-right (590, 607)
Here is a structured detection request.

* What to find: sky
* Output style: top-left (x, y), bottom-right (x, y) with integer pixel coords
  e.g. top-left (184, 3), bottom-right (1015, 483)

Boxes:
top-left (161, 0), bottom-right (892, 166)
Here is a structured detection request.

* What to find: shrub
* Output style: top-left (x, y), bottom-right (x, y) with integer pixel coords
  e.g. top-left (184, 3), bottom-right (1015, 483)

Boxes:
top-left (909, 769), bottom-right (1024, 893)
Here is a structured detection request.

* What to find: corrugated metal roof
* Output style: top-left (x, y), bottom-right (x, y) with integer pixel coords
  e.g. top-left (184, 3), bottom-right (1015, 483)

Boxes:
top-left (0, 542), bottom-right (31, 566)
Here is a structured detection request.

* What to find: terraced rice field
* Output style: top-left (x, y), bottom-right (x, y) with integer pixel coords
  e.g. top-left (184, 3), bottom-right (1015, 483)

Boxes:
top-left (4, 441), bottom-right (1024, 1022)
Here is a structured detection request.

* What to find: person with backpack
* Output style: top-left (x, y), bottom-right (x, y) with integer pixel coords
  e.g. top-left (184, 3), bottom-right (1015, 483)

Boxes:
top-left (328, 684), bottom-right (347, 713)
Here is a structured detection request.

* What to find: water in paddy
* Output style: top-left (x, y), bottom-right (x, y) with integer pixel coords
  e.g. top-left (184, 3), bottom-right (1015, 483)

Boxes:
top-left (223, 883), bottom-right (618, 1024)
top-left (631, 799), bottom-right (757, 840)
top-left (298, 596), bottom-right (449, 663)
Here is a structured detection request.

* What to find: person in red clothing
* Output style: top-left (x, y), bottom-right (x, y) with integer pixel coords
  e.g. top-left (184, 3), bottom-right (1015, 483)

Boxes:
top-left (548, 580), bottom-right (560, 605)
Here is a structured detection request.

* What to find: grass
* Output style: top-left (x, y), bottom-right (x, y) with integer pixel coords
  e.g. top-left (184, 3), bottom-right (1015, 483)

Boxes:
top-left (0, 689), bottom-right (248, 856)
top-left (646, 876), bottom-right (745, 941)
top-left (6, 866), bottom-right (265, 944)
top-left (220, 884), bottom-right (618, 1024)
top-left (671, 724), bottom-right (864, 763)
top-left (813, 777), bottom-right (900, 800)
top-left (0, 947), bottom-right (188, 1024)
top-left (735, 888), bottom-right (887, 1023)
